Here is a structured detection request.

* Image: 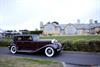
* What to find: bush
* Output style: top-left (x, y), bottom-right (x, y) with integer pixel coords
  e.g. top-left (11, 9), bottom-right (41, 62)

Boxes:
top-left (74, 40), bottom-right (89, 51)
top-left (88, 40), bottom-right (100, 52)
top-left (62, 40), bottom-right (73, 51)
top-left (29, 30), bottom-right (43, 34)
top-left (0, 38), bottom-right (11, 47)
top-left (62, 40), bottom-right (100, 52)
top-left (41, 35), bottom-right (100, 52)
top-left (0, 41), bottom-right (10, 47)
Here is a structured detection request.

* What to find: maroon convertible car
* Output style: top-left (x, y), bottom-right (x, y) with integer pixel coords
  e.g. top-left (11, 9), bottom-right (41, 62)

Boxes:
top-left (8, 34), bottom-right (62, 57)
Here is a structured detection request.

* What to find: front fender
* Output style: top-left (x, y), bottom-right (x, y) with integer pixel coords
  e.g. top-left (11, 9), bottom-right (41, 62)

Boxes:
top-left (45, 44), bottom-right (58, 49)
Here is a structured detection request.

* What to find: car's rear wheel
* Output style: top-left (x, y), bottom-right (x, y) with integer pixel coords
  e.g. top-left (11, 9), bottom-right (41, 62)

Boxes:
top-left (45, 47), bottom-right (55, 57)
top-left (10, 45), bottom-right (17, 54)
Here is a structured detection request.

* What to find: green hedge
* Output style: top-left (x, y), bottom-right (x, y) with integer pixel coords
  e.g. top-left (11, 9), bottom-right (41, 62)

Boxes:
top-left (41, 35), bottom-right (100, 52)
top-left (0, 38), bottom-right (11, 47)
top-left (0, 41), bottom-right (10, 47)
top-left (62, 40), bottom-right (100, 52)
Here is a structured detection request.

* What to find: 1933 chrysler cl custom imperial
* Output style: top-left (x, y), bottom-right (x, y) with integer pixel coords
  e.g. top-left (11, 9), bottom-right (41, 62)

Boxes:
top-left (8, 35), bottom-right (62, 57)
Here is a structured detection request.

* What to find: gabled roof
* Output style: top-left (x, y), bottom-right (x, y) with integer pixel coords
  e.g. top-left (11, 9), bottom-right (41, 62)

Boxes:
top-left (89, 23), bottom-right (100, 29)
top-left (43, 22), bottom-right (100, 30)
top-left (59, 24), bottom-right (67, 30)
top-left (73, 24), bottom-right (90, 30)
top-left (59, 23), bottom-right (100, 30)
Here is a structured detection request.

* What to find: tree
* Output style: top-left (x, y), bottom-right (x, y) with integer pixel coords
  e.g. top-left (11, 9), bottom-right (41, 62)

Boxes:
top-left (19, 29), bottom-right (29, 34)
top-left (94, 20), bottom-right (98, 24)
top-left (29, 30), bottom-right (43, 34)
top-left (52, 21), bottom-right (59, 25)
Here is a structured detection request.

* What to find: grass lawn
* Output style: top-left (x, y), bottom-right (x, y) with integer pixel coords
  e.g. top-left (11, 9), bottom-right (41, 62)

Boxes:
top-left (40, 35), bottom-right (100, 43)
top-left (0, 55), bottom-right (63, 67)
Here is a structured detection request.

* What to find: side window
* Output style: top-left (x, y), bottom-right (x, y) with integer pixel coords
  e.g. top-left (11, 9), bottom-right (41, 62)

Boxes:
top-left (32, 35), bottom-right (39, 41)
top-left (17, 37), bottom-right (22, 40)
top-left (15, 36), bottom-right (33, 41)
top-left (16, 36), bottom-right (22, 41)
top-left (22, 36), bottom-right (32, 41)
top-left (28, 36), bottom-right (32, 41)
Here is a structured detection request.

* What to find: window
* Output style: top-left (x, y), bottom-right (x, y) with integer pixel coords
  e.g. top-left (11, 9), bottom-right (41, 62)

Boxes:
top-left (16, 36), bottom-right (32, 41)
top-left (17, 37), bottom-right (22, 40)
top-left (32, 35), bottom-right (39, 41)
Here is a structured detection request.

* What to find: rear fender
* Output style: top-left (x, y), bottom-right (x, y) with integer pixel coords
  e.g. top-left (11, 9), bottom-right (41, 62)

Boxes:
top-left (8, 43), bottom-right (16, 50)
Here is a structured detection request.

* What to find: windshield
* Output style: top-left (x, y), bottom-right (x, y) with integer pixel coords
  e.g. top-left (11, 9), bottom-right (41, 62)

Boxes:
top-left (32, 35), bottom-right (39, 41)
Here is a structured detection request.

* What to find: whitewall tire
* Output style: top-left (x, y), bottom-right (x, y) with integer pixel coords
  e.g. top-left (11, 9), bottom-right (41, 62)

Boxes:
top-left (45, 47), bottom-right (55, 57)
top-left (10, 46), bottom-right (17, 54)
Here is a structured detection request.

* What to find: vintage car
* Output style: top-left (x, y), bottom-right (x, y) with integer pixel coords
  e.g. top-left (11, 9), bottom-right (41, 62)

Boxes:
top-left (8, 34), bottom-right (62, 57)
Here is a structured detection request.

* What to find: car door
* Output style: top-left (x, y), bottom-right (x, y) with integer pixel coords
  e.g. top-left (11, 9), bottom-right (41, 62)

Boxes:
top-left (16, 36), bottom-right (25, 49)
top-left (16, 36), bottom-right (31, 50)
top-left (21, 36), bottom-right (33, 50)
top-left (29, 35), bottom-right (40, 50)
top-left (31, 40), bottom-right (51, 51)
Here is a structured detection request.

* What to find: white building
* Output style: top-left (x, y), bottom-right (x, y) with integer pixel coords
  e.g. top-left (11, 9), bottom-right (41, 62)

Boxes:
top-left (40, 20), bottom-right (100, 35)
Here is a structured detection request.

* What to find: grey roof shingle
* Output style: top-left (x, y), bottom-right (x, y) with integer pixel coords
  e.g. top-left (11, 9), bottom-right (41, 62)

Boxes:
top-left (43, 22), bottom-right (100, 30)
top-left (73, 24), bottom-right (90, 30)
top-left (59, 24), bottom-right (67, 30)
top-left (59, 23), bottom-right (100, 30)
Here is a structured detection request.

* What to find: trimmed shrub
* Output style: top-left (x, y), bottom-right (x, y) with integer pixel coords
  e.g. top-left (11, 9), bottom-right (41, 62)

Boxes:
top-left (88, 40), bottom-right (100, 52)
top-left (62, 40), bottom-right (100, 52)
top-left (74, 40), bottom-right (89, 51)
top-left (41, 35), bottom-right (100, 52)
top-left (0, 38), bottom-right (11, 47)
top-left (62, 40), bottom-right (73, 51)
top-left (29, 30), bottom-right (43, 34)
top-left (0, 41), bottom-right (10, 47)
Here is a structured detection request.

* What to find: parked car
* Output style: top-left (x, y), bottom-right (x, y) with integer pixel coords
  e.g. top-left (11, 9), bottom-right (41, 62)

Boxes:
top-left (8, 34), bottom-right (62, 57)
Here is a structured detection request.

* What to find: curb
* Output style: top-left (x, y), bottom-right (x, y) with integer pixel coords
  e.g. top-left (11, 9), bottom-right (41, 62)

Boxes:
top-left (61, 62), bottom-right (100, 67)
top-left (61, 62), bottom-right (66, 67)
top-left (63, 51), bottom-right (100, 55)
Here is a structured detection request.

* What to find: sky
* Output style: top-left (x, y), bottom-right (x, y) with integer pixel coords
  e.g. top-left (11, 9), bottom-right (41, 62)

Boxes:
top-left (0, 0), bottom-right (100, 31)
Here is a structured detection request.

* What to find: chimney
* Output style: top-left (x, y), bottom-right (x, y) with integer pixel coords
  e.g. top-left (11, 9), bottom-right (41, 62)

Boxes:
top-left (89, 19), bottom-right (93, 24)
top-left (40, 22), bottom-right (43, 30)
top-left (77, 19), bottom-right (80, 24)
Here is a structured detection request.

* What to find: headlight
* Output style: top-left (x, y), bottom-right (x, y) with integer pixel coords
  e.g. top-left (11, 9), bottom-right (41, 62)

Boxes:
top-left (51, 39), bottom-right (58, 43)
top-left (58, 43), bottom-right (62, 47)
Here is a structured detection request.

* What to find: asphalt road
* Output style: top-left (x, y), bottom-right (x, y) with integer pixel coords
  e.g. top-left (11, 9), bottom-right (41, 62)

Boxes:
top-left (0, 47), bottom-right (100, 67)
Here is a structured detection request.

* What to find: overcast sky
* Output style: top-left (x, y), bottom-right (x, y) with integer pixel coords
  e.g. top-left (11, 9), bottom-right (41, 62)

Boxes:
top-left (0, 0), bottom-right (100, 30)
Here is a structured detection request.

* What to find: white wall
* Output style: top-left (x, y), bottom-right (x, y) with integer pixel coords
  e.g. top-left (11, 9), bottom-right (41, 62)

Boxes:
top-left (64, 24), bottom-right (77, 35)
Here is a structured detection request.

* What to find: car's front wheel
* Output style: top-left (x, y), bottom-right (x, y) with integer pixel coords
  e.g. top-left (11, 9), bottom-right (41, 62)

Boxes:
top-left (10, 45), bottom-right (17, 54)
top-left (45, 47), bottom-right (55, 57)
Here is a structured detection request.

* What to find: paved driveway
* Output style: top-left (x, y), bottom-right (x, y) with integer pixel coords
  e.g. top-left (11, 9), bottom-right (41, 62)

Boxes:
top-left (0, 47), bottom-right (100, 67)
